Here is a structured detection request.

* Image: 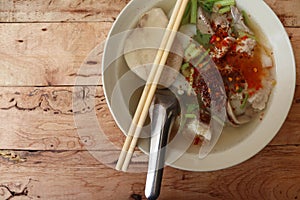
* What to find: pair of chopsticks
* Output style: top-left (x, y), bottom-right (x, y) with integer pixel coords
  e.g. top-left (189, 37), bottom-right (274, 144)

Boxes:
top-left (115, 0), bottom-right (190, 172)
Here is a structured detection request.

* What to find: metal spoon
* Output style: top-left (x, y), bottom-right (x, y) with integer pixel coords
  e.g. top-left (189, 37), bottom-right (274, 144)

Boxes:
top-left (145, 90), bottom-right (179, 200)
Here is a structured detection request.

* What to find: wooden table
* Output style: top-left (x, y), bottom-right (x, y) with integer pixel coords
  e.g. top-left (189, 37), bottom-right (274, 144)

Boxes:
top-left (0, 0), bottom-right (299, 199)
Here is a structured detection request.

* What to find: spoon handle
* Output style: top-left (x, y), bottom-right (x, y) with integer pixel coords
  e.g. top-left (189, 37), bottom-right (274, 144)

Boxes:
top-left (145, 103), bottom-right (176, 200)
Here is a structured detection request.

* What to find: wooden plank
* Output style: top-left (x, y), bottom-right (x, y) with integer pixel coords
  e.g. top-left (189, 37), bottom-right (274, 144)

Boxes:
top-left (0, 86), bottom-right (124, 150)
top-left (0, 0), bottom-right (299, 27)
top-left (0, 0), bottom-right (129, 23)
top-left (290, 28), bottom-right (300, 86)
top-left (0, 1), bottom-right (297, 199)
top-left (0, 23), bottom-right (299, 86)
top-left (0, 146), bottom-right (299, 199)
top-left (265, 0), bottom-right (300, 27)
top-left (0, 86), bottom-right (299, 151)
top-left (288, 28), bottom-right (300, 86)
top-left (0, 22), bottom-right (109, 86)
top-left (269, 84), bottom-right (300, 145)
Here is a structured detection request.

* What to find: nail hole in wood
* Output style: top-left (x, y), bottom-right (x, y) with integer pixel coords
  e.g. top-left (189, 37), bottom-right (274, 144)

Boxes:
top-left (97, 107), bottom-right (103, 111)
top-left (86, 61), bottom-right (98, 65)
top-left (130, 194), bottom-right (142, 200)
top-left (182, 174), bottom-right (185, 180)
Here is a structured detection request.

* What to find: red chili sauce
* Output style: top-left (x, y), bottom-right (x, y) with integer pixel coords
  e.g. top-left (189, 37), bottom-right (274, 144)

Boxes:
top-left (225, 45), bottom-right (265, 92)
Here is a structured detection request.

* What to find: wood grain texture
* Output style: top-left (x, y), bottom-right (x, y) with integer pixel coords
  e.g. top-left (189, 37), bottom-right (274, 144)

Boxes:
top-left (0, 146), bottom-right (299, 200)
top-left (0, 86), bottom-right (299, 151)
top-left (265, 0), bottom-right (300, 27)
top-left (0, 0), bottom-right (298, 26)
top-left (0, 0), bottom-right (299, 199)
top-left (0, 22), bottom-right (108, 86)
top-left (289, 28), bottom-right (300, 85)
top-left (0, 86), bottom-right (123, 150)
top-left (0, 0), bottom-right (130, 22)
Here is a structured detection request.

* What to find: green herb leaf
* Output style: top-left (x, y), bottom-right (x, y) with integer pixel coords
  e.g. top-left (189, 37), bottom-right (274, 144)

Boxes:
top-left (240, 93), bottom-right (249, 109)
top-left (197, 0), bottom-right (221, 13)
top-left (198, 0), bottom-right (235, 13)
top-left (193, 30), bottom-right (211, 49)
top-left (190, 0), bottom-right (198, 24)
top-left (187, 104), bottom-right (199, 113)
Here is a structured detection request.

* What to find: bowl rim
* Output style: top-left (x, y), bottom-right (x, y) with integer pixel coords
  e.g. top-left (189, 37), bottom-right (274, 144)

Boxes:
top-left (102, 0), bottom-right (296, 171)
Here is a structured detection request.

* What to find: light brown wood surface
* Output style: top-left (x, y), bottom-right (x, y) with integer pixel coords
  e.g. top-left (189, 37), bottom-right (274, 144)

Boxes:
top-left (0, 0), bottom-right (299, 199)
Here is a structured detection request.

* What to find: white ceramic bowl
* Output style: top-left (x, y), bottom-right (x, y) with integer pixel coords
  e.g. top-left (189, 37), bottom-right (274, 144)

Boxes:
top-left (102, 0), bottom-right (296, 171)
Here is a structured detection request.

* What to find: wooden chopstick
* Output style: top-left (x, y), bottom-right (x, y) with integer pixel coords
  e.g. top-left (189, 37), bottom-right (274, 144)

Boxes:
top-left (115, 0), bottom-right (190, 172)
top-left (115, 0), bottom-right (184, 171)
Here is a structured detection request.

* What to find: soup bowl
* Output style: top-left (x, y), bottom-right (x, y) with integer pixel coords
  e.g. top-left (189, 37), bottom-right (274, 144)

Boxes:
top-left (102, 0), bottom-right (295, 171)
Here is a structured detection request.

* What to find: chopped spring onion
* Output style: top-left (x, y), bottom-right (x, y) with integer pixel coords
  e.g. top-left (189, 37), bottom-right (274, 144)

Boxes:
top-left (241, 10), bottom-right (251, 27)
top-left (185, 113), bottom-right (197, 119)
top-left (195, 49), bottom-right (210, 66)
top-left (187, 68), bottom-right (195, 95)
top-left (182, 0), bottom-right (192, 25)
top-left (198, 0), bottom-right (220, 13)
top-left (212, 0), bottom-right (235, 13)
top-left (218, 5), bottom-right (231, 14)
top-left (181, 63), bottom-right (190, 71)
top-left (238, 30), bottom-right (256, 40)
top-left (240, 93), bottom-right (249, 109)
top-left (213, 0), bottom-right (235, 8)
top-left (187, 104), bottom-right (199, 113)
top-left (184, 43), bottom-right (202, 61)
top-left (190, 0), bottom-right (198, 24)
top-left (181, 63), bottom-right (191, 77)
top-left (189, 67), bottom-right (195, 85)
